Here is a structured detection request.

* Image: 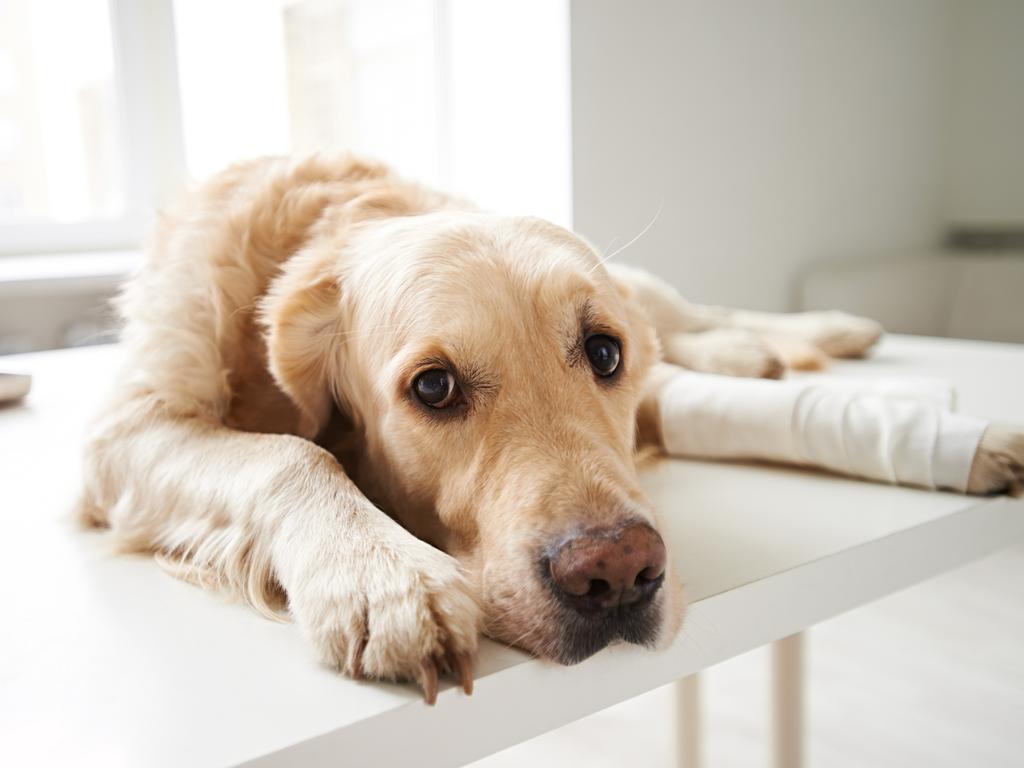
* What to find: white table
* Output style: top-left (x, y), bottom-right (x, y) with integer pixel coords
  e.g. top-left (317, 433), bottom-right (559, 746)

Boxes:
top-left (1, 336), bottom-right (1022, 767)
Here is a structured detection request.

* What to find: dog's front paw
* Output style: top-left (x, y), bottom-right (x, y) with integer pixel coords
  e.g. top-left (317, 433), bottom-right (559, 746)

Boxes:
top-left (967, 425), bottom-right (1024, 496)
top-left (286, 538), bottom-right (481, 703)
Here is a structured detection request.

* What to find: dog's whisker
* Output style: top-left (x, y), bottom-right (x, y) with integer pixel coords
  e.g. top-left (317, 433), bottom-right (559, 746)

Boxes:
top-left (590, 198), bottom-right (665, 273)
top-left (487, 604), bottom-right (545, 651)
top-left (500, 621), bottom-right (546, 654)
top-left (602, 235), bottom-right (622, 258)
top-left (228, 301), bottom-right (259, 320)
top-left (322, 323), bottom-right (406, 341)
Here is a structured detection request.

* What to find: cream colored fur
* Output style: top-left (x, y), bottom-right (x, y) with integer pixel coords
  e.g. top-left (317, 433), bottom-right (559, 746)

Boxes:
top-left (79, 154), bottom-right (1023, 701)
top-left (968, 426), bottom-right (1024, 495)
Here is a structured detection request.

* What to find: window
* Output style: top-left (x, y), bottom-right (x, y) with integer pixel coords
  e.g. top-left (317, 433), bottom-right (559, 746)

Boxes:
top-left (173, 0), bottom-right (442, 185)
top-left (0, 0), bottom-right (571, 258)
top-left (0, 0), bottom-right (124, 225)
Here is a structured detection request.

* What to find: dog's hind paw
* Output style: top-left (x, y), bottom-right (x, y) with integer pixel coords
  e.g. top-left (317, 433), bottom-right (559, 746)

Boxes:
top-left (789, 310), bottom-right (884, 358)
top-left (967, 425), bottom-right (1024, 496)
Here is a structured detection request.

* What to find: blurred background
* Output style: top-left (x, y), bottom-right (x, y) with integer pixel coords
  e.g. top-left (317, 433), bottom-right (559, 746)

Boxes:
top-left (1, 1), bottom-right (1022, 766)
top-left (2, 0), bottom-right (1022, 354)
top-left (0, 0), bottom-right (572, 351)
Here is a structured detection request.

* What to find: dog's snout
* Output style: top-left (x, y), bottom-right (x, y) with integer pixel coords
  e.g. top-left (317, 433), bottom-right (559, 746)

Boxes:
top-left (548, 523), bottom-right (666, 614)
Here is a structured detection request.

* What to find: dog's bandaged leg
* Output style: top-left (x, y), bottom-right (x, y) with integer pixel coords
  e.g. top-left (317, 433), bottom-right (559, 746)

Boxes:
top-left (656, 370), bottom-right (987, 491)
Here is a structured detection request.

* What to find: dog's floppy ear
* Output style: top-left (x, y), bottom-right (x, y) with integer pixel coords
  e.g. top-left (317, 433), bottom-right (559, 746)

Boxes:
top-left (261, 247), bottom-right (345, 439)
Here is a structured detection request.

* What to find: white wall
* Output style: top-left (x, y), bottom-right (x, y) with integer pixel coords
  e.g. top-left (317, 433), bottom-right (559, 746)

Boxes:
top-left (445, 0), bottom-right (572, 227)
top-left (946, 0), bottom-right (1024, 227)
top-left (571, 0), bottom-right (954, 311)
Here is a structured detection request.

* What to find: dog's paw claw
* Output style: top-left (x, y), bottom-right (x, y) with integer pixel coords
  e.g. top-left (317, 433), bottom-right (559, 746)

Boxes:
top-left (455, 650), bottom-right (474, 695)
top-left (443, 648), bottom-right (474, 695)
top-left (417, 656), bottom-right (439, 705)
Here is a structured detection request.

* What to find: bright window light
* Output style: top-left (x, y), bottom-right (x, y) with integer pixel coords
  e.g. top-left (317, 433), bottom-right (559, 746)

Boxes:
top-left (0, 0), bottom-right (572, 254)
top-left (173, 0), bottom-right (441, 185)
top-left (0, 0), bottom-right (123, 224)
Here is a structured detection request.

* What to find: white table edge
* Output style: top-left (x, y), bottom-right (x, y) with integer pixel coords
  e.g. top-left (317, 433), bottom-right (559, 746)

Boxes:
top-left (242, 495), bottom-right (1024, 768)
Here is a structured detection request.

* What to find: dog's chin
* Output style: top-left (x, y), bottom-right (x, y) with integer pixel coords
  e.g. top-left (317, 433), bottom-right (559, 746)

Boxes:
top-left (543, 595), bottom-right (665, 665)
top-left (486, 585), bottom-right (672, 665)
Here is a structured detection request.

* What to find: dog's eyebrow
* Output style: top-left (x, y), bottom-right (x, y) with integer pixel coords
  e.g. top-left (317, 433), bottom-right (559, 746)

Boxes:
top-left (576, 298), bottom-right (622, 338)
top-left (410, 354), bottom-right (498, 394)
top-left (564, 300), bottom-right (592, 368)
top-left (577, 298), bottom-right (599, 332)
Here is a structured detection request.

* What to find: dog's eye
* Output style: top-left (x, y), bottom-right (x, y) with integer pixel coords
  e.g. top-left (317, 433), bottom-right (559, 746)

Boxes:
top-left (413, 368), bottom-right (458, 408)
top-left (585, 334), bottom-right (621, 377)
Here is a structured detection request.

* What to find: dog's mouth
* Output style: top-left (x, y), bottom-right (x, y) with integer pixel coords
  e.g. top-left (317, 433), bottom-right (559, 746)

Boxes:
top-left (480, 566), bottom-right (667, 665)
top-left (545, 573), bottom-right (665, 664)
top-left (474, 514), bottom-right (674, 663)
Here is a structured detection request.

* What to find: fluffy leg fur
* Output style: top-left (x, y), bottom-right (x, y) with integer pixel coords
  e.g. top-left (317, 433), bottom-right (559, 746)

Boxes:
top-left (81, 395), bottom-right (480, 698)
top-left (78, 155), bottom-right (479, 700)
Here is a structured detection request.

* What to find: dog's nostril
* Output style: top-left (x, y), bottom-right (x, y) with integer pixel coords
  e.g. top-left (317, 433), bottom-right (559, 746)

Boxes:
top-left (635, 566), bottom-right (663, 586)
top-left (587, 579), bottom-right (611, 597)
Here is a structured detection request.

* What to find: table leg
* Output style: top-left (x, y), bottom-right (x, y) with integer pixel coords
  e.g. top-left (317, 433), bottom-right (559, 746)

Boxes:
top-left (772, 632), bottom-right (805, 768)
top-left (675, 673), bottom-right (701, 768)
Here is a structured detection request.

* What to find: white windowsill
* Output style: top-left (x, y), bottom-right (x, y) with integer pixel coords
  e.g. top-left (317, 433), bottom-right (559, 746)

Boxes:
top-left (0, 251), bottom-right (139, 298)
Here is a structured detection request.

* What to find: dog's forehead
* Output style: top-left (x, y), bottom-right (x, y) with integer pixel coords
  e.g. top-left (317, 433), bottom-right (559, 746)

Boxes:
top-left (415, 225), bottom-right (622, 338)
top-left (355, 212), bottom-right (616, 325)
top-left (349, 213), bottom-right (629, 370)
top-left (425, 213), bottom-right (600, 283)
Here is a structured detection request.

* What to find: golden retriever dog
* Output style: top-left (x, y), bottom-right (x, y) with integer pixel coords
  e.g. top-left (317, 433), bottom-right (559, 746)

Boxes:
top-left (78, 154), bottom-right (1023, 703)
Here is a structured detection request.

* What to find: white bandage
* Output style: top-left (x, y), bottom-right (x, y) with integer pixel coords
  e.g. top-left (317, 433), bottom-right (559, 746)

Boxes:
top-left (658, 371), bottom-right (987, 492)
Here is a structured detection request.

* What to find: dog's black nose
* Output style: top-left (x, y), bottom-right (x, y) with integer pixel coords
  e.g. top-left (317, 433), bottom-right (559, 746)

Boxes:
top-left (548, 522), bottom-right (666, 614)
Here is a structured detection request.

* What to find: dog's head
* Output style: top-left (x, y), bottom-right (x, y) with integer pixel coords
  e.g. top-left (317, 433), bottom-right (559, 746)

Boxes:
top-left (264, 211), bottom-right (683, 663)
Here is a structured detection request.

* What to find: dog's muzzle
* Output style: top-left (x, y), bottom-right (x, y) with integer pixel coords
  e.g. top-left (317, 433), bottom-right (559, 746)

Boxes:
top-left (542, 521), bottom-right (666, 663)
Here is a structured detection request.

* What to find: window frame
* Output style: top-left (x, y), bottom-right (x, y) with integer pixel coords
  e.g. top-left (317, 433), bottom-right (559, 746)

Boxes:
top-left (0, 0), bottom-right (573, 256)
top-left (0, 0), bottom-right (186, 257)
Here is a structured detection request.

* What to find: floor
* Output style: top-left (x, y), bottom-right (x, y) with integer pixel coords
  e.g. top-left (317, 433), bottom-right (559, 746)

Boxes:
top-left (469, 543), bottom-right (1024, 768)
